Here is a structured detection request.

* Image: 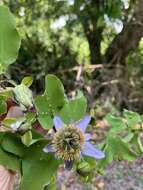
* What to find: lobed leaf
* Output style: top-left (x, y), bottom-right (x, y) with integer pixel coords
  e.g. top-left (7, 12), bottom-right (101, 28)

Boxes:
top-left (123, 109), bottom-right (142, 128)
top-left (105, 114), bottom-right (126, 133)
top-left (59, 91), bottom-right (87, 123)
top-left (35, 75), bottom-right (66, 129)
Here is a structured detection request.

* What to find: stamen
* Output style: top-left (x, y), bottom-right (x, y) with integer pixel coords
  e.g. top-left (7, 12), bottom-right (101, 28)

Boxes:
top-left (52, 125), bottom-right (85, 161)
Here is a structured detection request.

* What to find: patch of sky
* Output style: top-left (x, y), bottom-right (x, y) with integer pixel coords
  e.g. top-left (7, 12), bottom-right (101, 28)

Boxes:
top-left (104, 14), bottom-right (123, 34)
top-left (51, 16), bottom-right (68, 29)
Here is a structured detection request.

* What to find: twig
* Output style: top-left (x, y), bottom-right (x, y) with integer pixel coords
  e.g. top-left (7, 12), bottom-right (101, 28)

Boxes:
top-left (54, 64), bottom-right (104, 74)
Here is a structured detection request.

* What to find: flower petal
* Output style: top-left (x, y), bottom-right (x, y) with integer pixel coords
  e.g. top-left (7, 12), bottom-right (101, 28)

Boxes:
top-left (43, 144), bottom-right (55, 153)
top-left (85, 133), bottom-right (92, 141)
top-left (53, 116), bottom-right (64, 131)
top-left (76, 115), bottom-right (91, 132)
top-left (82, 142), bottom-right (105, 159)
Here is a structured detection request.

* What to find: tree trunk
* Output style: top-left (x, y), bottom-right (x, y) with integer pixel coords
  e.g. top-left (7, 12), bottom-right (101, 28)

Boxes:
top-left (87, 30), bottom-right (103, 65)
top-left (80, 10), bottom-right (103, 65)
top-left (105, 0), bottom-right (143, 65)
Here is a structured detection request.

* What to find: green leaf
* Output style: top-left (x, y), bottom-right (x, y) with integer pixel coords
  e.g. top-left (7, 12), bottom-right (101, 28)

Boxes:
top-left (44, 74), bottom-right (66, 112)
top-left (35, 95), bottom-right (51, 115)
top-left (0, 146), bottom-right (21, 172)
top-left (35, 75), bottom-right (66, 115)
top-left (29, 129), bottom-right (45, 145)
top-left (0, 5), bottom-right (21, 73)
top-left (0, 95), bottom-right (7, 115)
top-left (1, 133), bottom-right (25, 157)
top-left (0, 133), bottom-right (5, 142)
top-left (123, 109), bottom-right (142, 128)
top-left (21, 76), bottom-right (33, 87)
top-left (0, 132), bottom-right (21, 172)
top-left (98, 143), bottom-right (113, 170)
top-left (108, 136), bottom-right (137, 161)
top-left (35, 75), bottom-right (66, 129)
top-left (35, 95), bottom-right (53, 129)
top-left (20, 141), bottom-right (61, 190)
top-left (98, 135), bottom-right (137, 169)
top-left (105, 114), bottom-right (126, 133)
top-left (38, 114), bottom-right (53, 130)
top-left (59, 91), bottom-right (87, 123)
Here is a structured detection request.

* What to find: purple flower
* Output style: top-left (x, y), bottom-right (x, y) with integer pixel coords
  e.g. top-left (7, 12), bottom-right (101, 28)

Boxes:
top-left (43, 115), bottom-right (105, 169)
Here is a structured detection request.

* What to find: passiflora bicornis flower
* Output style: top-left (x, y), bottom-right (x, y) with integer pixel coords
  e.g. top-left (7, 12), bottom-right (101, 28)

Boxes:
top-left (43, 116), bottom-right (105, 170)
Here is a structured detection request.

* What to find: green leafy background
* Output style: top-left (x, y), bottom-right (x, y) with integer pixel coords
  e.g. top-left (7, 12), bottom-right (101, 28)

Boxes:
top-left (0, 5), bottom-right (21, 73)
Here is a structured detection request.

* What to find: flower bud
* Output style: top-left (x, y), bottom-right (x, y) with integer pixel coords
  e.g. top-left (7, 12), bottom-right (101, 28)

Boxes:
top-left (21, 131), bottom-right (32, 147)
top-left (77, 161), bottom-right (91, 175)
top-left (13, 84), bottom-right (33, 110)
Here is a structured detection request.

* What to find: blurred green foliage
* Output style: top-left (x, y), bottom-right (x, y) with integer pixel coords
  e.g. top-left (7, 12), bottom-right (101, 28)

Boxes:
top-left (2, 0), bottom-right (143, 112)
top-left (0, 5), bottom-right (21, 73)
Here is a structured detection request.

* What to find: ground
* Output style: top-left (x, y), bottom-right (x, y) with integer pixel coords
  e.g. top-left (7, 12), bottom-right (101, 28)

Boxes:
top-left (57, 158), bottom-right (143, 190)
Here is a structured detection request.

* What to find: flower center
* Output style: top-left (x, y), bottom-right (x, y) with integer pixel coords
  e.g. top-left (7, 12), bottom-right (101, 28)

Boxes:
top-left (52, 124), bottom-right (85, 161)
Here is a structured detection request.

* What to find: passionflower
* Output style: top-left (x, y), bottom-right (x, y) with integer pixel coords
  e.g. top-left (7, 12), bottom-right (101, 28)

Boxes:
top-left (43, 115), bottom-right (105, 169)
